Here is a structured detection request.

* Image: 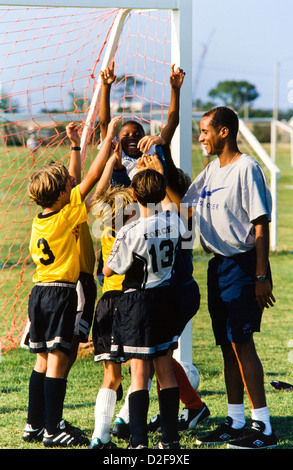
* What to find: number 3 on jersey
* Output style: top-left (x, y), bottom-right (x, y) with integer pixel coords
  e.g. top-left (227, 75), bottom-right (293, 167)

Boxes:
top-left (149, 239), bottom-right (174, 273)
top-left (37, 238), bottom-right (55, 265)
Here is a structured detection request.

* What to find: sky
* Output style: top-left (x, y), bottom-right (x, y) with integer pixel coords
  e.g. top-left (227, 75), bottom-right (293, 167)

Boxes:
top-left (192, 0), bottom-right (293, 111)
top-left (1, 1), bottom-right (293, 114)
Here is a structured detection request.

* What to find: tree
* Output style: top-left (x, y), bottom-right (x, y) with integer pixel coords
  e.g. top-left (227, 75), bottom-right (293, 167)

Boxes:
top-left (114, 74), bottom-right (143, 112)
top-left (208, 80), bottom-right (259, 112)
top-left (67, 91), bottom-right (90, 113)
top-left (0, 87), bottom-right (19, 113)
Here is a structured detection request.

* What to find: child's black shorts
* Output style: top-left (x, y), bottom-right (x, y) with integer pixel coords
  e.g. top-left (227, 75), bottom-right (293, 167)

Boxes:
top-left (92, 290), bottom-right (123, 362)
top-left (111, 284), bottom-right (179, 361)
top-left (28, 282), bottom-right (77, 354)
top-left (175, 279), bottom-right (200, 337)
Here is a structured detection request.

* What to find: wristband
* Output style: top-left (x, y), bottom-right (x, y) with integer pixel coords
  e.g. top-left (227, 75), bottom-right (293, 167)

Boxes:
top-left (71, 146), bottom-right (81, 151)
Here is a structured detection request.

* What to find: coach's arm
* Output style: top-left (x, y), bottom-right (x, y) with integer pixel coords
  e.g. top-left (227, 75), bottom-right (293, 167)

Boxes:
top-left (253, 215), bottom-right (276, 311)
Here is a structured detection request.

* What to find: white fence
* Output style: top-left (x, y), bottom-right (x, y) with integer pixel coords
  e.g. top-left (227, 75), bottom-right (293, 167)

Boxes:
top-left (239, 119), bottom-right (281, 251)
top-left (270, 119), bottom-right (293, 167)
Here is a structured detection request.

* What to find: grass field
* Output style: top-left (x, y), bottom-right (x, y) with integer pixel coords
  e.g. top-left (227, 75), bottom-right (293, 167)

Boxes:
top-left (0, 139), bottom-right (292, 451)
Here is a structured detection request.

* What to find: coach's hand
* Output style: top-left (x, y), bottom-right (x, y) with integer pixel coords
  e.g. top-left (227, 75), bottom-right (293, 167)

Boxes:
top-left (255, 280), bottom-right (276, 310)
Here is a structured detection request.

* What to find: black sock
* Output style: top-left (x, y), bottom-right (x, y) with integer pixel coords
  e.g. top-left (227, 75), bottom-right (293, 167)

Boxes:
top-left (159, 387), bottom-right (180, 443)
top-left (27, 369), bottom-right (45, 428)
top-left (129, 389), bottom-right (149, 447)
top-left (44, 376), bottom-right (67, 434)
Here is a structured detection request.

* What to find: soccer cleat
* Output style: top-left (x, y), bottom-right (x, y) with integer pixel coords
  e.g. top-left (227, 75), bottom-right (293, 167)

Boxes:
top-left (63, 420), bottom-right (87, 437)
top-left (227, 420), bottom-right (278, 449)
top-left (111, 417), bottom-right (130, 440)
top-left (154, 440), bottom-right (180, 449)
top-left (147, 414), bottom-right (161, 433)
top-left (196, 416), bottom-right (247, 446)
top-left (178, 404), bottom-right (210, 431)
top-left (128, 444), bottom-right (148, 449)
top-left (88, 437), bottom-right (117, 449)
top-left (22, 424), bottom-right (44, 442)
top-left (128, 437), bottom-right (148, 449)
top-left (43, 420), bottom-right (90, 448)
top-left (270, 380), bottom-right (293, 391)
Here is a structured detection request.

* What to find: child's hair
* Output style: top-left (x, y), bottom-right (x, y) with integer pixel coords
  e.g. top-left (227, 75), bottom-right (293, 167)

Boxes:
top-left (131, 169), bottom-right (167, 207)
top-left (91, 185), bottom-right (134, 230)
top-left (118, 120), bottom-right (145, 137)
top-left (171, 168), bottom-right (192, 198)
top-left (27, 160), bottom-right (69, 209)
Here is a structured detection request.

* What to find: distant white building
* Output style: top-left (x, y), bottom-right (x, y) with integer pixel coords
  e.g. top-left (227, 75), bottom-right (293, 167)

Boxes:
top-left (111, 101), bottom-right (143, 114)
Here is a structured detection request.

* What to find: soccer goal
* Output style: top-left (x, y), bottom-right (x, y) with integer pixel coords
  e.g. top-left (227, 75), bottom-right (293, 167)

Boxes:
top-left (0, 0), bottom-right (193, 361)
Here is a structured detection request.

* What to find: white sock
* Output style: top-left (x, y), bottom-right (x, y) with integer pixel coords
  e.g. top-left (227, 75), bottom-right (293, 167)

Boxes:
top-left (227, 403), bottom-right (246, 429)
top-left (116, 379), bottom-right (152, 424)
top-left (92, 388), bottom-right (116, 443)
top-left (251, 406), bottom-right (272, 435)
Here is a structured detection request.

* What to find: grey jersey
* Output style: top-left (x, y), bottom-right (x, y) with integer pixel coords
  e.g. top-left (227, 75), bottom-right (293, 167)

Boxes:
top-left (182, 154), bottom-right (272, 257)
top-left (106, 210), bottom-right (183, 290)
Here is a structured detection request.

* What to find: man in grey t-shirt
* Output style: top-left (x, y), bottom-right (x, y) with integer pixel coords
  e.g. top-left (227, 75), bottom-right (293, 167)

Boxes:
top-left (183, 106), bottom-right (277, 449)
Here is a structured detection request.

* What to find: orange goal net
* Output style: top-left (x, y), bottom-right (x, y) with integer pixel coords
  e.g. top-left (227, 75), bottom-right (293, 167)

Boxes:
top-left (0, 5), bottom-right (172, 352)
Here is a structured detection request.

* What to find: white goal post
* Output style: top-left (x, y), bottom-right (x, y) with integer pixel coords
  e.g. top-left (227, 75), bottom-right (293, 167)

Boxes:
top-left (2, 0), bottom-right (194, 362)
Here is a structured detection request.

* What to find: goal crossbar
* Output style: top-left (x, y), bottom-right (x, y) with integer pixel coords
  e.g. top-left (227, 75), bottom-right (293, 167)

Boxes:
top-left (2, 1), bottom-right (179, 9)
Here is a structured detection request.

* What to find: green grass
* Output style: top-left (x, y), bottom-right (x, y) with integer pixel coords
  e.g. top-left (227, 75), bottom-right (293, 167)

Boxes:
top-left (0, 140), bottom-right (293, 450)
top-left (0, 250), bottom-right (292, 450)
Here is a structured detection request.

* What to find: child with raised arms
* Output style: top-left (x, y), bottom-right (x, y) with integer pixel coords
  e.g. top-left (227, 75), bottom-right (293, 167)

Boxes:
top-left (103, 168), bottom-right (184, 449)
top-left (23, 116), bottom-right (120, 448)
top-left (99, 61), bottom-right (185, 186)
top-left (88, 146), bottom-right (135, 449)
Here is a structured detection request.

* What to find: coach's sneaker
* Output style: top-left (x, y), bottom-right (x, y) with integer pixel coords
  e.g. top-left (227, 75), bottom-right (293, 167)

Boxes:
top-left (178, 404), bottom-right (210, 431)
top-left (147, 414), bottom-right (161, 433)
top-left (196, 416), bottom-right (247, 446)
top-left (154, 440), bottom-right (180, 449)
top-left (43, 420), bottom-right (90, 447)
top-left (227, 420), bottom-right (278, 449)
top-left (22, 423), bottom-right (44, 442)
top-left (270, 380), bottom-right (293, 391)
top-left (111, 417), bottom-right (130, 440)
top-left (88, 437), bottom-right (117, 449)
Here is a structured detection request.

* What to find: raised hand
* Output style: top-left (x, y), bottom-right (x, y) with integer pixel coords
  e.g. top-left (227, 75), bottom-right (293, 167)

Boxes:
top-left (106, 115), bottom-right (122, 140)
top-left (137, 135), bottom-right (166, 154)
top-left (169, 64), bottom-right (185, 89)
top-left (100, 61), bottom-right (116, 86)
top-left (66, 121), bottom-right (82, 146)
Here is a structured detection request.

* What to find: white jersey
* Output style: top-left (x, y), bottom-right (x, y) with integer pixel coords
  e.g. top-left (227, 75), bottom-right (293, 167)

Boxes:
top-left (182, 154), bottom-right (272, 257)
top-left (98, 138), bottom-right (155, 180)
top-left (106, 210), bottom-right (184, 290)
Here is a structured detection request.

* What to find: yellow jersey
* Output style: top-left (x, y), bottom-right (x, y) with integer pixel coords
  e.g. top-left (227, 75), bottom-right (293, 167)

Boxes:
top-left (29, 185), bottom-right (88, 284)
top-left (101, 226), bottom-right (124, 293)
top-left (77, 222), bottom-right (96, 275)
